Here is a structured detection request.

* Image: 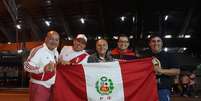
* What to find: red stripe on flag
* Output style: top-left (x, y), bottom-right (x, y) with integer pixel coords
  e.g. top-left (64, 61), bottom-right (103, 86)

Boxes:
top-left (53, 64), bottom-right (87, 101)
top-left (120, 57), bottom-right (159, 101)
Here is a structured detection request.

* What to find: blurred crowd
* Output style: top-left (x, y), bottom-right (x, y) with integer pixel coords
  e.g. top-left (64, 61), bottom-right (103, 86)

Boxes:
top-left (172, 70), bottom-right (199, 98)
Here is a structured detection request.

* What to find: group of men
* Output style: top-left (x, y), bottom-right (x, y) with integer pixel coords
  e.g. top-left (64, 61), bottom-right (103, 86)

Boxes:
top-left (24, 30), bottom-right (180, 101)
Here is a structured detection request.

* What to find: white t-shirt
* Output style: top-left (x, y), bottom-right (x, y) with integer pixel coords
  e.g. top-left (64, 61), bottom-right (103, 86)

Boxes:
top-left (60, 46), bottom-right (89, 64)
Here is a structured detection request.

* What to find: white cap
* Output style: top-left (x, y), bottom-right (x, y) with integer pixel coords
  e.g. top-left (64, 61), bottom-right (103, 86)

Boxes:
top-left (76, 34), bottom-right (87, 42)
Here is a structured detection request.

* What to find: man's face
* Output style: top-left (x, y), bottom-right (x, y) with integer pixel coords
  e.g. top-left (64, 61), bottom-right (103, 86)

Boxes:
top-left (96, 39), bottom-right (108, 56)
top-left (149, 36), bottom-right (163, 53)
top-left (45, 31), bottom-right (60, 50)
top-left (117, 36), bottom-right (129, 51)
top-left (73, 38), bottom-right (86, 51)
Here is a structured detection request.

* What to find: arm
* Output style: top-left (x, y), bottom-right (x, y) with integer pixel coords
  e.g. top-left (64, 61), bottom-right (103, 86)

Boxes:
top-left (24, 49), bottom-right (44, 74)
top-left (153, 58), bottom-right (180, 76)
top-left (24, 56), bottom-right (56, 74)
top-left (157, 68), bottom-right (180, 76)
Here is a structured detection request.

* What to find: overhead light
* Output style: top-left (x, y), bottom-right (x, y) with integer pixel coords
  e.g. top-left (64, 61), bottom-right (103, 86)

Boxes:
top-left (164, 15), bottom-right (168, 21)
top-left (45, 20), bottom-right (51, 26)
top-left (129, 35), bottom-right (134, 39)
top-left (80, 18), bottom-right (85, 24)
top-left (164, 35), bottom-right (172, 38)
top-left (17, 49), bottom-right (23, 53)
top-left (68, 37), bottom-right (72, 40)
top-left (96, 36), bottom-right (102, 40)
top-left (98, 36), bottom-right (101, 39)
top-left (46, 0), bottom-right (51, 4)
top-left (8, 42), bottom-right (11, 44)
top-left (16, 24), bottom-right (21, 29)
top-left (147, 35), bottom-right (151, 38)
top-left (178, 34), bottom-right (184, 38)
top-left (120, 16), bottom-right (126, 21)
top-left (113, 36), bottom-right (118, 39)
top-left (164, 47), bottom-right (168, 52)
top-left (184, 35), bottom-right (191, 38)
top-left (132, 17), bottom-right (135, 23)
top-left (178, 47), bottom-right (188, 53)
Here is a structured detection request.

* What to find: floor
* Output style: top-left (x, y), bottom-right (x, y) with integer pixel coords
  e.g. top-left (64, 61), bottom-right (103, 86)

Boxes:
top-left (0, 88), bottom-right (28, 101)
top-left (0, 89), bottom-right (200, 101)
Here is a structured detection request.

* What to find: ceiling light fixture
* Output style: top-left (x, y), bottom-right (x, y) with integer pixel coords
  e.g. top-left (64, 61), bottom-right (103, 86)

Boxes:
top-left (164, 47), bottom-right (168, 52)
top-left (80, 18), bottom-right (85, 24)
top-left (164, 35), bottom-right (172, 38)
top-left (45, 20), bottom-right (51, 26)
top-left (184, 35), bottom-right (191, 38)
top-left (16, 24), bottom-right (21, 29)
top-left (164, 15), bottom-right (168, 21)
top-left (120, 16), bottom-right (126, 21)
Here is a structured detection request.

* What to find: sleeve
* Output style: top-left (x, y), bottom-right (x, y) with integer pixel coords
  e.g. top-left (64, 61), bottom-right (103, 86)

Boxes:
top-left (59, 46), bottom-right (66, 58)
top-left (59, 46), bottom-right (72, 61)
top-left (24, 49), bottom-right (44, 74)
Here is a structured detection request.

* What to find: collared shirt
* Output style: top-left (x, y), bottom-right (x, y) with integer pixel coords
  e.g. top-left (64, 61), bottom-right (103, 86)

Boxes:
top-left (87, 52), bottom-right (114, 63)
top-left (24, 43), bottom-right (59, 88)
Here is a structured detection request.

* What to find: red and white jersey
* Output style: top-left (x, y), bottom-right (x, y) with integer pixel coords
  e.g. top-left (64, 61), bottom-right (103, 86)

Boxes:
top-left (24, 43), bottom-right (59, 88)
top-left (60, 46), bottom-right (89, 64)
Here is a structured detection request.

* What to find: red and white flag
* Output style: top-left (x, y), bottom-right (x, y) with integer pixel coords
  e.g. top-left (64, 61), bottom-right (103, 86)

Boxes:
top-left (53, 58), bottom-right (159, 101)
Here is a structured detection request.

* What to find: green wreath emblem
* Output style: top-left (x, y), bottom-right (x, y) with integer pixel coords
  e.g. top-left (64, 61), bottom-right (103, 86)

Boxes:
top-left (95, 76), bottom-right (114, 95)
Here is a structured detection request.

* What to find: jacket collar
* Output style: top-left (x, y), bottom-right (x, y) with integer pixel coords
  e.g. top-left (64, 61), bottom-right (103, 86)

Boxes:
top-left (43, 43), bottom-right (57, 53)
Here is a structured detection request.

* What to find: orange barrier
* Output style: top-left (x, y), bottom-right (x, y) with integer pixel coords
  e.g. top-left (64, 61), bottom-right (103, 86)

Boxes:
top-left (0, 42), bottom-right (43, 51)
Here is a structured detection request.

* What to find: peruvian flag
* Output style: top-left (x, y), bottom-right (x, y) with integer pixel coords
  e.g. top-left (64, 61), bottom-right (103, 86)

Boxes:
top-left (53, 58), bottom-right (158, 101)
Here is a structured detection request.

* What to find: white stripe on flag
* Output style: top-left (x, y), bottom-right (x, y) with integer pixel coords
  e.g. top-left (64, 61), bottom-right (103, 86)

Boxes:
top-left (83, 61), bottom-right (124, 101)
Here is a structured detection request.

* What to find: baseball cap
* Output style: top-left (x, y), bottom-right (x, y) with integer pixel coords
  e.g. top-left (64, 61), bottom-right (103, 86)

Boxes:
top-left (76, 34), bottom-right (87, 42)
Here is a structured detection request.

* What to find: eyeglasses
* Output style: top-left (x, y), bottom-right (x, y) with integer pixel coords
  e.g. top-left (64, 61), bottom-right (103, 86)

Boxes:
top-left (150, 40), bottom-right (161, 43)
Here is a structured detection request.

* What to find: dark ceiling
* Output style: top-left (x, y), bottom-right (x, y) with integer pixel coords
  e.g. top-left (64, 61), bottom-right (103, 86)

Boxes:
top-left (0, 0), bottom-right (200, 55)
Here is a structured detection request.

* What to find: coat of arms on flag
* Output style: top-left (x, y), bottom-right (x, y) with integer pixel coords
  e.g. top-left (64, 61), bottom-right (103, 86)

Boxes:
top-left (96, 76), bottom-right (114, 95)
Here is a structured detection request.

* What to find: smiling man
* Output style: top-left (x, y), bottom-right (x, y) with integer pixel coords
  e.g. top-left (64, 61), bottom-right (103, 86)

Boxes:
top-left (87, 39), bottom-right (113, 63)
top-left (111, 34), bottom-right (136, 60)
top-left (24, 30), bottom-right (60, 101)
top-left (140, 34), bottom-right (180, 101)
top-left (59, 34), bottom-right (89, 65)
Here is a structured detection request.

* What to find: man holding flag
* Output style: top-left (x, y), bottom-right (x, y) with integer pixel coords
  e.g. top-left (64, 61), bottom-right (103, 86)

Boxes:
top-left (24, 31), bottom-right (60, 101)
top-left (141, 34), bottom-right (180, 101)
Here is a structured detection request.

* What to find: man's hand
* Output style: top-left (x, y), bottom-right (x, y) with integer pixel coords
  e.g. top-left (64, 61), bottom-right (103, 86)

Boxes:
top-left (61, 60), bottom-right (71, 65)
top-left (44, 61), bottom-right (56, 72)
top-left (58, 56), bottom-right (71, 65)
top-left (152, 58), bottom-right (162, 75)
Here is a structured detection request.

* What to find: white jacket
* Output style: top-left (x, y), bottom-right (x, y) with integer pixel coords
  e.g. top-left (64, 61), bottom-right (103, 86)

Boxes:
top-left (24, 43), bottom-right (59, 88)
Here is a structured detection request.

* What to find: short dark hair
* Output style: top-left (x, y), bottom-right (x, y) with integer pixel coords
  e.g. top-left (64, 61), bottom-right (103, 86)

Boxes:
top-left (148, 34), bottom-right (163, 43)
top-left (118, 34), bottom-right (129, 42)
top-left (96, 38), bottom-right (108, 43)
